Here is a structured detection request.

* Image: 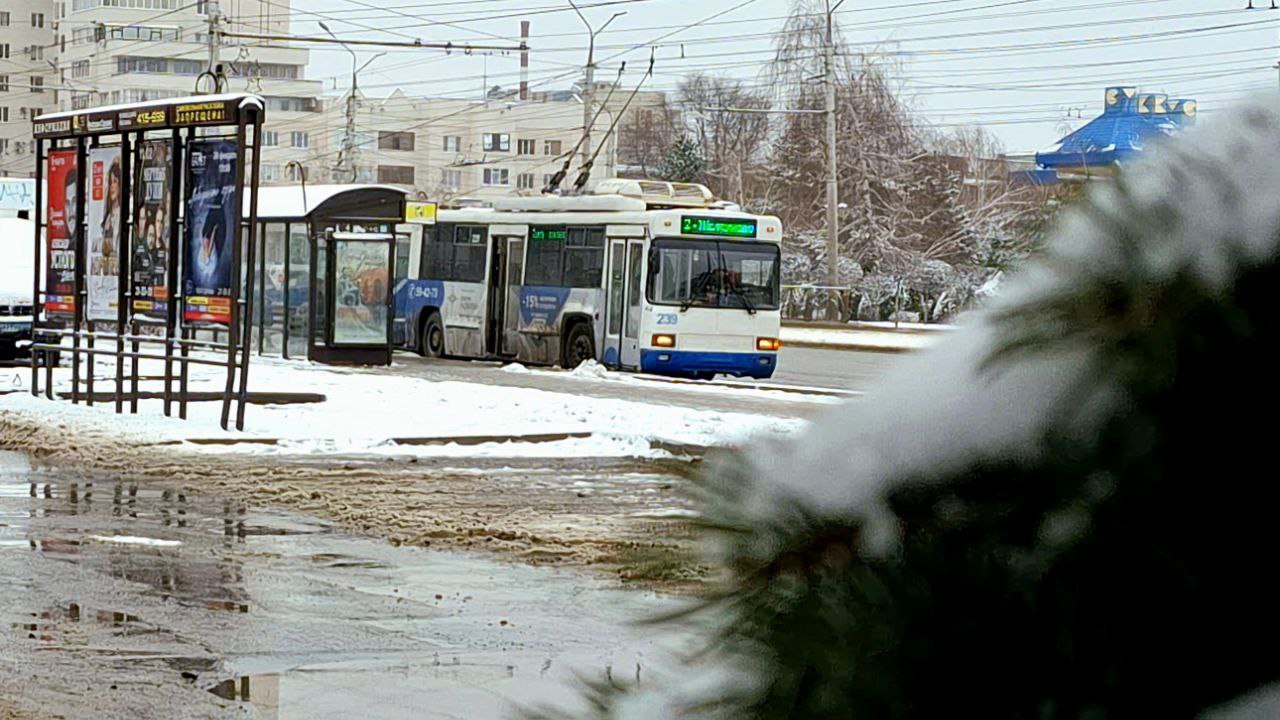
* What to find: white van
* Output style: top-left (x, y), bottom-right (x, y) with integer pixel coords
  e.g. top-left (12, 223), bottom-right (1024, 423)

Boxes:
top-left (0, 217), bottom-right (37, 364)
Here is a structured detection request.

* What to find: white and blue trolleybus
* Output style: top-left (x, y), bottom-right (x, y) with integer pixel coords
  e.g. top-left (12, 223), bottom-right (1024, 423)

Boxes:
top-left (393, 180), bottom-right (782, 379)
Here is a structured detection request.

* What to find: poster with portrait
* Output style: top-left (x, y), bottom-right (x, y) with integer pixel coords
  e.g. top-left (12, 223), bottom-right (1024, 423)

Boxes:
top-left (132, 140), bottom-right (171, 319)
top-left (184, 139), bottom-right (237, 325)
top-left (45, 149), bottom-right (78, 317)
top-left (86, 146), bottom-right (122, 322)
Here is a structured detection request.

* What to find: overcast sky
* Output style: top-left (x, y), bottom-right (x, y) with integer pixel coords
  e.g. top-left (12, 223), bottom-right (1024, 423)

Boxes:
top-left (295, 0), bottom-right (1279, 152)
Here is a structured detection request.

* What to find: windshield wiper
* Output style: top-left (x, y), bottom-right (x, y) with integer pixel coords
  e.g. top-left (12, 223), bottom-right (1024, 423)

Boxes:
top-left (726, 282), bottom-right (756, 315)
top-left (715, 244), bottom-right (756, 315)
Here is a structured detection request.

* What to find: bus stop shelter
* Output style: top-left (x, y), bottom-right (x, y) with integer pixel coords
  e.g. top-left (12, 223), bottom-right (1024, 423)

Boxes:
top-left (249, 184), bottom-right (407, 365)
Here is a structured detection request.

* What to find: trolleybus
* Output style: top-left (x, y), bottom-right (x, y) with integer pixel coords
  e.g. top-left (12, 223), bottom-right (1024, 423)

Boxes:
top-left (393, 180), bottom-right (782, 379)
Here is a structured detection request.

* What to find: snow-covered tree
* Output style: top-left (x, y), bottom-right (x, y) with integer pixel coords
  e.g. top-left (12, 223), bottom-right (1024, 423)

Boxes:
top-left (561, 99), bottom-right (1280, 720)
top-left (655, 137), bottom-right (709, 185)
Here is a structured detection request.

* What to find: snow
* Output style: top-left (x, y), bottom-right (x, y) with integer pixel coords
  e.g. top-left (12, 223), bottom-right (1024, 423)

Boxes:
top-left (86, 535), bottom-right (182, 547)
top-left (780, 325), bottom-right (939, 351)
top-left (569, 359), bottom-right (610, 379)
top-left (0, 353), bottom-right (807, 460)
top-left (500, 362), bottom-right (532, 374)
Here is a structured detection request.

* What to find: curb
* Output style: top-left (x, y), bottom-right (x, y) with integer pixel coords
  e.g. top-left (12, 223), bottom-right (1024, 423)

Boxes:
top-left (782, 340), bottom-right (918, 354)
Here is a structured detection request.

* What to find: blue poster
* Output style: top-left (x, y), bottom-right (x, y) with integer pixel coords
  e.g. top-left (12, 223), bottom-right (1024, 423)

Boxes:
top-left (518, 286), bottom-right (571, 331)
top-left (184, 139), bottom-right (237, 324)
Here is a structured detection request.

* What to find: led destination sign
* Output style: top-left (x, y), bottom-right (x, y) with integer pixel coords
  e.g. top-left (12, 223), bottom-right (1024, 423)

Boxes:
top-left (530, 226), bottom-right (569, 242)
top-left (680, 216), bottom-right (758, 238)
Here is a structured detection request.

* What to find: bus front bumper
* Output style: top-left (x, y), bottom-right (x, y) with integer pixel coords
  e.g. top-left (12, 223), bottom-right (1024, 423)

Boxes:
top-left (640, 349), bottom-right (776, 379)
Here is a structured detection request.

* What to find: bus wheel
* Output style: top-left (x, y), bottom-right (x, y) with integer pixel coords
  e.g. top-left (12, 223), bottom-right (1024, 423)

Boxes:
top-left (562, 322), bottom-right (595, 369)
top-left (419, 312), bottom-right (445, 358)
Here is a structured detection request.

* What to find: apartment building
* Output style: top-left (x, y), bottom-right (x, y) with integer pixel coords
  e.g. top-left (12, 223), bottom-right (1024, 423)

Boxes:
top-left (0, 0), bottom-right (322, 177)
top-left (0, 1), bottom-right (56, 175)
top-left (307, 88), bottom-right (618, 201)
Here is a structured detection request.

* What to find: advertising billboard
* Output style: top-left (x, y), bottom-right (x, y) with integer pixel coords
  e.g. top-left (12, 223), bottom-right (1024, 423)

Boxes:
top-left (184, 139), bottom-right (238, 325)
top-left (45, 150), bottom-right (78, 316)
top-left (132, 140), bottom-right (172, 319)
top-left (85, 145), bottom-right (122, 321)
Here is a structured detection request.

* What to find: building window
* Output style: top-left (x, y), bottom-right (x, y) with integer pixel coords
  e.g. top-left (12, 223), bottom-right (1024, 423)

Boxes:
top-left (544, 140), bottom-right (563, 156)
top-left (0, 12), bottom-right (9, 26)
top-left (0, 107), bottom-right (8, 123)
top-left (516, 173), bottom-right (535, 190)
top-left (32, 13), bottom-right (45, 28)
top-left (517, 139), bottom-right (536, 156)
top-left (482, 133), bottom-right (510, 152)
top-left (261, 164), bottom-right (281, 183)
top-left (355, 165), bottom-right (375, 183)
top-left (286, 164), bottom-right (306, 182)
top-left (264, 96), bottom-right (318, 113)
top-left (261, 130), bottom-right (278, 147)
top-left (442, 135), bottom-right (461, 153)
top-left (71, 60), bottom-right (89, 77)
top-left (378, 165), bottom-right (415, 184)
top-left (116, 56), bottom-right (201, 75)
top-left (290, 131), bottom-right (309, 148)
top-left (0, 76), bottom-right (8, 92)
top-left (482, 168), bottom-right (509, 186)
top-left (30, 77), bottom-right (43, 93)
top-left (26, 45), bottom-right (44, 61)
top-left (377, 131), bottom-right (415, 151)
top-left (543, 173), bottom-right (555, 188)
top-left (440, 169), bottom-right (461, 189)
top-left (0, 45), bottom-right (9, 60)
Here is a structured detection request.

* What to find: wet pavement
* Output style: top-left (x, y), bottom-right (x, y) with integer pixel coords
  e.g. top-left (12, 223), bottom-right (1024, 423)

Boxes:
top-left (0, 451), bottom-right (679, 719)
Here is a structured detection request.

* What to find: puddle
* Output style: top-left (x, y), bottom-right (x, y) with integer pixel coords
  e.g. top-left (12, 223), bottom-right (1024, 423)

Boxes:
top-left (0, 450), bottom-right (679, 719)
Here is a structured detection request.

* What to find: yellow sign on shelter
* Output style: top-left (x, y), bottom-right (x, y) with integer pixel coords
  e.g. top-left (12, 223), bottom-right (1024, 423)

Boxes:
top-left (404, 201), bottom-right (437, 224)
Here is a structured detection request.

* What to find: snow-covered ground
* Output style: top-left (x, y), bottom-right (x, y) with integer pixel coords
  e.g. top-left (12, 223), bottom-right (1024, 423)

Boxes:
top-left (0, 353), bottom-right (807, 460)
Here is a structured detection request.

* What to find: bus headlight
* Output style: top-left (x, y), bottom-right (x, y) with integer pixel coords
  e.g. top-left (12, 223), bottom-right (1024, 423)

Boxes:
top-left (757, 337), bottom-right (781, 351)
top-left (652, 333), bottom-right (676, 348)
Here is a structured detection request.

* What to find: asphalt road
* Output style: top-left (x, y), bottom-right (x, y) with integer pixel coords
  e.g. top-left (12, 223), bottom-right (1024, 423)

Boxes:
top-left (770, 346), bottom-right (903, 392)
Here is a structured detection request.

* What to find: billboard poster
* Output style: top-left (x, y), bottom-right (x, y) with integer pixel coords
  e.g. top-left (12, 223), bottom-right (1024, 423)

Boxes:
top-left (85, 146), bottom-right (122, 322)
top-left (131, 140), bottom-right (172, 318)
top-left (333, 240), bottom-right (390, 345)
top-left (45, 150), bottom-right (78, 316)
top-left (184, 139), bottom-right (238, 325)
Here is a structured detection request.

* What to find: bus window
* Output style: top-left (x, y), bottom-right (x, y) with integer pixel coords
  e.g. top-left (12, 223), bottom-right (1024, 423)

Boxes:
top-left (394, 236), bottom-right (411, 283)
top-left (563, 227), bottom-right (604, 287)
top-left (526, 227), bottom-right (564, 286)
top-left (423, 223), bottom-right (487, 282)
top-left (526, 225), bottom-right (604, 287)
top-left (451, 225), bottom-right (487, 281)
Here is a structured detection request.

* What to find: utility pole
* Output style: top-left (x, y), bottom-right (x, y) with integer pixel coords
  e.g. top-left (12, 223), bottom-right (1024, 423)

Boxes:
top-left (205, 1), bottom-right (220, 78)
top-left (320, 22), bottom-right (384, 183)
top-left (569, 2), bottom-right (624, 185)
top-left (824, 0), bottom-right (845, 320)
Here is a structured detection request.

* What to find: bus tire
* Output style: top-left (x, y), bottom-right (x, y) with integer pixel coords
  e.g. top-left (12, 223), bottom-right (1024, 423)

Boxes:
top-left (562, 321), bottom-right (595, 369)
top-left (418, 311), bottom-right (445, 358)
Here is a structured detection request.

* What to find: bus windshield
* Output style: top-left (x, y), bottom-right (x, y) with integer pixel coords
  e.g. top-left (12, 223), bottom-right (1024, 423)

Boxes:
top-left (648, 238), bottom-right (780, 311)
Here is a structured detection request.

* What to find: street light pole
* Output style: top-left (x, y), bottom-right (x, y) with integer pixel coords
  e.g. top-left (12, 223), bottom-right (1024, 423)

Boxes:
top-left (569, 2), bottom-right (624, 184)
top-left (824, 0), bottom-right (846, 320)
top-left (321, 22), bottom-right (383, 183)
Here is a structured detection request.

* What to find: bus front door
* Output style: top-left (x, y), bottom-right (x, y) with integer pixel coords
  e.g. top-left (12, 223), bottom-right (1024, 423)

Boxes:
top-left (620, 240), bottom-right (645, 369)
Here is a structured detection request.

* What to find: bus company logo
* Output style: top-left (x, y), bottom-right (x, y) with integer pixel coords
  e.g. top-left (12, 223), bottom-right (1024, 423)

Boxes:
top-left (174, 102), bottom-right (229, 125)
top-left (407, 284), bottom-right (440, 301)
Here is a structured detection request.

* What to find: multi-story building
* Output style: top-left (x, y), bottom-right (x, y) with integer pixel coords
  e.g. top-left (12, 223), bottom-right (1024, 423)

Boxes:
top-left (308, 88), bottom-right (619, 202)
top-left (0, 1), bottom-right (56, 175)
top-left (0, 0), bottom-right (322, 178)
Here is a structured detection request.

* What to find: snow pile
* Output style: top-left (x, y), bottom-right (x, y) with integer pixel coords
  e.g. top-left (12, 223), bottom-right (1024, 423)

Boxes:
top-left (570, 359), bottom-right (610, 379)
top-left (501, 362), bottom-right (532, 374)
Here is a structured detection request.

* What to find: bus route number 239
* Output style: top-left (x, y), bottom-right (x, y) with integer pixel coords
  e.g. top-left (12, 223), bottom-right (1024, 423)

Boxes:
top-left (656, 313), bottom-right (678, 326)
